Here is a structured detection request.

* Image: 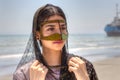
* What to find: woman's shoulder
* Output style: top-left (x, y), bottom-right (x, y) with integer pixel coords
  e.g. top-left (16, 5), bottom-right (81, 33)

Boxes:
top-left (13, 60), bottom-right (34, 80)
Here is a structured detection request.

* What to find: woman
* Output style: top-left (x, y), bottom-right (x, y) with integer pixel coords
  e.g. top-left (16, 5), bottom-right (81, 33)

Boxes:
top-left (13, 4), bottom-right (98, 80)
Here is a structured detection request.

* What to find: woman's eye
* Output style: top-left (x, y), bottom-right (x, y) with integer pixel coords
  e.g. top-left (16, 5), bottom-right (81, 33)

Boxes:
top-left (61, 27), bottom-right (66, 30)
top-left (61, 24), bottom-right (67, 30)
top-left (47, 28), bottom-right (54, 31)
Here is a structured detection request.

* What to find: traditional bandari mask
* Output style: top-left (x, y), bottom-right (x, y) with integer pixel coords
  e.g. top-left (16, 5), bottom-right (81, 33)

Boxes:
top-left (39, 20), bottom-right (68, 41)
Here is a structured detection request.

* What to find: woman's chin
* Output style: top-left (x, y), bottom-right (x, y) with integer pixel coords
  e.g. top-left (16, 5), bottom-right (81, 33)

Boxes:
top-left (52, 45), bottom-right (64, 51)
top-left (52, 48), bottom-right (63, 51)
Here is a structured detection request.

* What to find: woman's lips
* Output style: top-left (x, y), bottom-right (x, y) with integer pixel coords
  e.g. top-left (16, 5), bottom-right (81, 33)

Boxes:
top-left (53, 40), bottom-right (63, 44)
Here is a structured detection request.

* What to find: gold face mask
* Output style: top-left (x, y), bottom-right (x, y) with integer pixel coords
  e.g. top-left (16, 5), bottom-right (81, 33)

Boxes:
top-left (40, 20), bottom-right (68, 41)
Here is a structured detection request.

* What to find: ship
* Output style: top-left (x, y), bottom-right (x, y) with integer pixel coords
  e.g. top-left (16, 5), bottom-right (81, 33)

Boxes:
top-left (104, 4), bottom-right (120, 36)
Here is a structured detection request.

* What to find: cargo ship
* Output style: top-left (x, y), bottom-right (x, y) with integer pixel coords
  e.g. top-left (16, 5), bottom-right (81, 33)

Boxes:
top-left (104, 4), bottom-right (120, 36)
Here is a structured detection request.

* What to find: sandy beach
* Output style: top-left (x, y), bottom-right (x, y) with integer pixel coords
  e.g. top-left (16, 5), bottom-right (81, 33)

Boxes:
top-left (93, 57), bottom-right (120, 80)
top-left (0, 57), bottom-right (120, 80)
top-left (0, 74), bottom-right (12, 80)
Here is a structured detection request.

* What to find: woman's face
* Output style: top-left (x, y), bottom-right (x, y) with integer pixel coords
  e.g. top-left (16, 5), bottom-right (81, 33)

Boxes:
top-left (39, 15), bottom-right (68, 51)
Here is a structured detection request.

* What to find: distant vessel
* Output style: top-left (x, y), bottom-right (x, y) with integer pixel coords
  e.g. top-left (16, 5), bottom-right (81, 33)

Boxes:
top-left (104, 4), bottom-right (120, 36)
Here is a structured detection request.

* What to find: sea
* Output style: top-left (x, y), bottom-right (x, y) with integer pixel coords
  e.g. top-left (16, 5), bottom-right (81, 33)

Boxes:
top-left (0, 34), bottom-right (120, 76)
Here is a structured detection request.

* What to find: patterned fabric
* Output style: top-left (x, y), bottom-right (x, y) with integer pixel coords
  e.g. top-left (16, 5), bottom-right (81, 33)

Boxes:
top-left (13, 54), bottom-right (98, 80)
top-left (77, 55), bottom-right (98, 80)
top-left (45, 67), bottom-right (60, 80)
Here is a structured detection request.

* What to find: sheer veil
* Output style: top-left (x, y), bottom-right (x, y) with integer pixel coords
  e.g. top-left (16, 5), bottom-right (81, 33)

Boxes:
top-left (16, 7), bottom-right (43, 69)
top-left (16, 33), bottom-right (35, 69)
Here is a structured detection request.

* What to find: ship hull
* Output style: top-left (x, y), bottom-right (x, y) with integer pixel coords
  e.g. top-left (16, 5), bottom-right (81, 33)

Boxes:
top-left (106, 32), bottom-right (120, 36)
top-left (104, 25), bottom-right (120, 36)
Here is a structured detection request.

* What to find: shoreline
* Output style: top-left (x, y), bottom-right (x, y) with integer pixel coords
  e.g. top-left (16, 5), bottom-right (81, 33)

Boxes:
top-left (0, 56), bottom-right (120, 80)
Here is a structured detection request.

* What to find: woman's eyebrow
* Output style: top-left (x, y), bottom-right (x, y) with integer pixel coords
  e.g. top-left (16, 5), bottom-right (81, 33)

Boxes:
top-left (44, 23), bottom-right (66, 28)
top-left (41, 20), bottom-right (65, 26)
top-left (61, 23), bottom-right (66, 26)
top-left (44, 24), bottom-right (55, 28)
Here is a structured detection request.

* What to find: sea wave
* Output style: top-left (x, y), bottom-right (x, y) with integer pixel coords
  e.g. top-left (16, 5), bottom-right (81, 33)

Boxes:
top-left (0, 53), bottom-right (23, 59)
top-left (1, 45), bottom-right (120, 59)
top-left (69, 45), bottom-right (120, 52)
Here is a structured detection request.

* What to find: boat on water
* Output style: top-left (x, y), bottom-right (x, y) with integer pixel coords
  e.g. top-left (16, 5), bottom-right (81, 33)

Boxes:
top-left (104, 4), bottom-right (120, 36)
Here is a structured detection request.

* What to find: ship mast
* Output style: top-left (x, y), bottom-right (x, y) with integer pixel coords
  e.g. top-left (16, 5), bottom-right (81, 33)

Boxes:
top-left (116, 4), bottom-right (119, 18)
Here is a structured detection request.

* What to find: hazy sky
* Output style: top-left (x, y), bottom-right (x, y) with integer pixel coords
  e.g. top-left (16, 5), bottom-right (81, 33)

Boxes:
top-left (0, 0), bottom-right (120, 35)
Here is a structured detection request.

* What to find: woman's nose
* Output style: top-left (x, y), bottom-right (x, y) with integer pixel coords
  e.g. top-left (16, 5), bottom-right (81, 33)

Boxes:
top-left (55, 24), bottom-right (62, 34)
top-left (56, 28), bottom-right (62, 34)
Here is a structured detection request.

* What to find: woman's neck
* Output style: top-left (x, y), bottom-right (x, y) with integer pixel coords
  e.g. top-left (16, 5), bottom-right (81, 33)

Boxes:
top-left (42, 47), bottom-right (62, 66)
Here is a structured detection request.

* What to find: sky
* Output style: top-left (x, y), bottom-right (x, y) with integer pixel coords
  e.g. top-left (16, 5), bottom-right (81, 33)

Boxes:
top-left (0, 0), bottom-right (120, 35)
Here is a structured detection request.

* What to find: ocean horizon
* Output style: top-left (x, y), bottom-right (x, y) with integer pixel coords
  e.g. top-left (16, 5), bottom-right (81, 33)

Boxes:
top-left (0, 33), bottom-right (120, 76)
